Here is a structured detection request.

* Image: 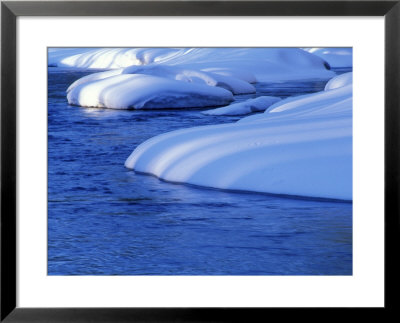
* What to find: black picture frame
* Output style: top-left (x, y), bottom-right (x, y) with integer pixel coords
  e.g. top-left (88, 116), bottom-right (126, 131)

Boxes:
top-left (1, 0), bottom-right (399, 321)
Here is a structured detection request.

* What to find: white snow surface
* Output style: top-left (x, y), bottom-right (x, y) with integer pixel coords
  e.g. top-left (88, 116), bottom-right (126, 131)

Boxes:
top-left (202, 96), bottom-right (282, 116)
top-left (201, 67), bottom-right (257, 84)
top-left (67, 65), bottom-right (256, 96)
top-left (121, 65), bottom-right (256, 94)
top-left (50, 48), bottom-right (182, 69)
top-left (66, 69), bottom-right (123, 92)
top-left (125, 73), bottom-right (352, 200)
top-left (67, 74), bottom-right (234, 109)
top-left (324, 72), bottom-right (352, 91)
top-left (48, 48), bottom-right (100, 67)
top-left (64, 48), bottom-right (337, 109)
top-left (303, 48), bottom-right (352, 68)
top-left (51, 47), bottom-right (335, 82)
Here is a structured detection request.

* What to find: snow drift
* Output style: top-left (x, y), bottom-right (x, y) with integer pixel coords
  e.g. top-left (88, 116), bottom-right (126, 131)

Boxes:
top-left (51, 48), bottom-right (335, 82)
top-left (125, 73), bottom-right (353, 201)
top-left (67, 74), bottom-right (234, 109)
top-left (324, 72), bottom-right (352, 90)
top-left (202, 96), bottom-right (282, 116)
top-left (303, 48), bottom-right (352, 68)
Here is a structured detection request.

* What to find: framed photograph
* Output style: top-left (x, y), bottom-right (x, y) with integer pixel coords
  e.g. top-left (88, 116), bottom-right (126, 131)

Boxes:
top-left (1, 0), bottom-right (399, 321)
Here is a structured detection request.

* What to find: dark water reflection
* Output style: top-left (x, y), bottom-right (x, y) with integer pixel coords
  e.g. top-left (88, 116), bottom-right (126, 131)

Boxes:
top-left (48, 68), bottom-right (352, 275)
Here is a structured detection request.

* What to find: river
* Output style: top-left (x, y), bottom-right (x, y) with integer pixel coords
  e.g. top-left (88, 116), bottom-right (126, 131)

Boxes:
top-left (48, 68), bottom-right (352, 275)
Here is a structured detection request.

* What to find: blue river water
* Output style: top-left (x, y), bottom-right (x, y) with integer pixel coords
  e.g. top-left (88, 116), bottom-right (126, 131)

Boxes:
top-left (48, 68), bottom-right (352, 275)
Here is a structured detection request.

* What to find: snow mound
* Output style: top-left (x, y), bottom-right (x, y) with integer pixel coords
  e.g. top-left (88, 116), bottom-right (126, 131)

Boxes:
top-left (66, 64), bottom-right (254, 109)
top-left (67, 74), bottom-right (234, 109)
top-left (48, 48), bottom-right (101, 67)
top-left (153, 48), bottom-right (335, 81)
top-left (202, 96), bottom-right (281, 116)
top-left (53, 48), bottom-right (181, 69)
top-left (66, 69), bottom-right (123, 92)
top-left (50, 47), bottom-right (335, 82)
top-left (240, 80), bottom-right (352, 124)
top-left (122, 65), bottom-right (256, 94)
top-left (125, 78), bottom-right (352, 200)
top-left (303, 48), bottom-right (352, 68)
top-left (201, 67), bottom-right (257, 84)
top-left (325, 72), bottom-right (352, 91)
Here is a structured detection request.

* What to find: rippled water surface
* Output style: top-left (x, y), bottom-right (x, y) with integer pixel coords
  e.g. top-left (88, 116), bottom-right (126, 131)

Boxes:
top-left (48, 68), bottom-right (352, 275)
